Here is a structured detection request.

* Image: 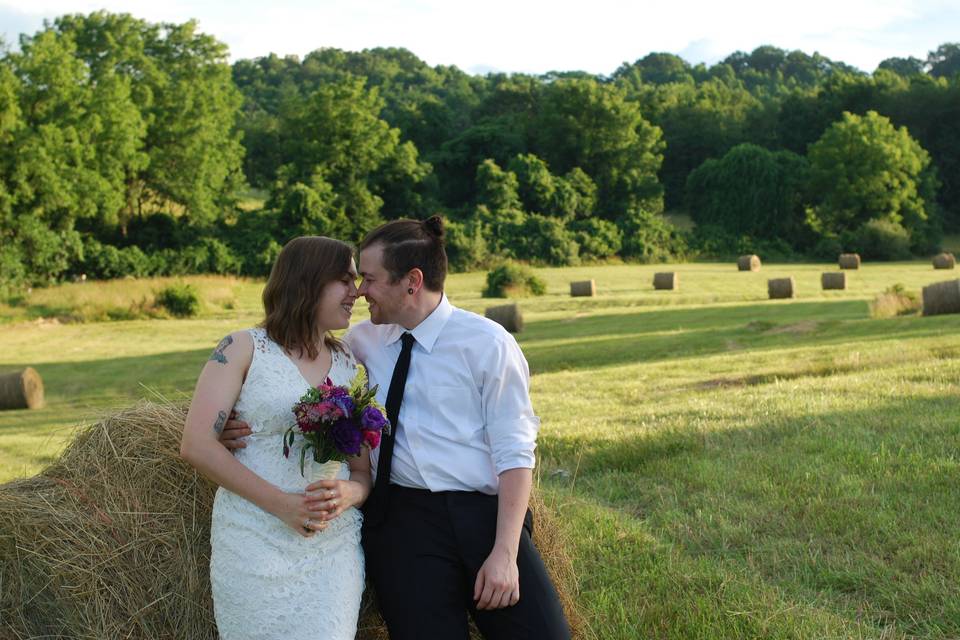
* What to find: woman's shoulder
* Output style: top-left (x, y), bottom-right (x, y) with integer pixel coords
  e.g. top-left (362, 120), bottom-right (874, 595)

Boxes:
top-left (208, 329), bottom-right (256, 368)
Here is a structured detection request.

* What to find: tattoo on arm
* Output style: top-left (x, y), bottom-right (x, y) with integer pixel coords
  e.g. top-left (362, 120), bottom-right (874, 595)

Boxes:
top-left (213, 411), bottom-right (227, 435)
top-left (210, 335), bottom-right (233, 364)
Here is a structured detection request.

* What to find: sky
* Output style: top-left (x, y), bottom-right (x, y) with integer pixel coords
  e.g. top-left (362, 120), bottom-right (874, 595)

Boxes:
top-left (1, 0), bottom-right (957, 75)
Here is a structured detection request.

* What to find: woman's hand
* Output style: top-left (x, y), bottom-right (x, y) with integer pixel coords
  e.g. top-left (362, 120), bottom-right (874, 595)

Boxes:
top-left (270, 491), bottom-right (329, 537)
top-left (305, 478), bottom-right (370, 523)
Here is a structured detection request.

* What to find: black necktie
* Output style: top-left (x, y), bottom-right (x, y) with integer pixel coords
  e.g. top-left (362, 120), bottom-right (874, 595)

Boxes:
top-left (363, 332), bottom-right (415, 527)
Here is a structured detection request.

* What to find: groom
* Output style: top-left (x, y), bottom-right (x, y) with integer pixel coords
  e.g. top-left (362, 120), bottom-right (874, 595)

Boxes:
top-left (223, 216), bottom-right (569, 639)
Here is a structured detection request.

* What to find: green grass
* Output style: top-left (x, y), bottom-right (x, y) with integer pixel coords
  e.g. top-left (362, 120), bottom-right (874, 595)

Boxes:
top-left (2, 261), bottom-right (960, 638)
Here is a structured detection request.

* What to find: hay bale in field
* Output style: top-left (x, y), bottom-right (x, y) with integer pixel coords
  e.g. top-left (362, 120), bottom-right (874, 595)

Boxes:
top-left (653, 272), bottom-right (678, 290)
top-left (485, 303), bottom-right (524, 332)
top-left (933, 252), bottom-right (956, 269)
top-left (0, 402), bottom-right (587, 639)
top-left (0, 367), bottom-right (44, 410)
top-left (768, 277), bottom-right (796, 299)
top-left (838, 253), bottom-right (861, 269)
top-left (737, 255), bottom-right (761, 272)
top-left (0, 402), bottom-right (217, 638)
top-left (569, 280), bottom-right (596, 297)
top-left (922, 279), bottom-right (960, 316)
top-left (821, 272), bottom-right (847, 290)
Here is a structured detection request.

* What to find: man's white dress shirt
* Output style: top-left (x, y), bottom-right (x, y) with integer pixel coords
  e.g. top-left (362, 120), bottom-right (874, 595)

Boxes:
top-left (344, 294), bottom-right (539, 495)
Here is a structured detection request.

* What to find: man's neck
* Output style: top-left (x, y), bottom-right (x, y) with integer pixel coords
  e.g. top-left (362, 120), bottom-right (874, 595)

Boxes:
top-left (397, 290), bottom-right (443, 330)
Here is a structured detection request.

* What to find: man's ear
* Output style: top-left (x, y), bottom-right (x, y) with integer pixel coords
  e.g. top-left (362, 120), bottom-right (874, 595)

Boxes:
top-left (406, 268), bottom-right (424, 293)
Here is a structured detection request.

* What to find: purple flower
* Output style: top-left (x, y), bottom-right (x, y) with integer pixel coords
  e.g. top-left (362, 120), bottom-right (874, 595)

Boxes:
top-left (331, 418), bottom-right (363, 456)
top-left (331, 394), bottom-right (355, 418)
top-left (361, 406), bottom-right (388, 432)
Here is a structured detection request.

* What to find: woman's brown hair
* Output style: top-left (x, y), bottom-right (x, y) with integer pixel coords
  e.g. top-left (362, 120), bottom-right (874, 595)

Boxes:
top-left (261, 236), bottom-right (354, 360)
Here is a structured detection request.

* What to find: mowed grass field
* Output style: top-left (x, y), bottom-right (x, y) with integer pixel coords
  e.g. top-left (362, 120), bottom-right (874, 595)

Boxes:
top-left (2, 260), bottom-right (959, 639)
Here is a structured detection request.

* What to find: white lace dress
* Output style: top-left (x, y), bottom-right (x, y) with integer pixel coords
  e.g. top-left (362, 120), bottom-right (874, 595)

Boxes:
top-left (209, 328), bottom-right (364, 639)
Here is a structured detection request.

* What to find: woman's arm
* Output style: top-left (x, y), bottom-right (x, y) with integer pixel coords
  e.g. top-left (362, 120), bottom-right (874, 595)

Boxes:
top-left (179, 332), bottom-right (325, 536)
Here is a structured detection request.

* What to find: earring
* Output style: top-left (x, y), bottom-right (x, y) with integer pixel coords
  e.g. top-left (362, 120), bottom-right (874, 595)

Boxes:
top-left (407, 288), bottom-right (414, 295)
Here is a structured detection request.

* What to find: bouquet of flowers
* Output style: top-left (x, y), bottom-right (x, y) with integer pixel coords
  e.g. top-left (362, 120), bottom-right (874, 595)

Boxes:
top-left (283, 365), bottom-right (389, 477)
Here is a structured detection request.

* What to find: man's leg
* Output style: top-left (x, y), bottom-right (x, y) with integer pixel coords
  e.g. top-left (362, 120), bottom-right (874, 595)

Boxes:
top-left (362, 486), bottom-right (471, 640)
top-left (447, 492), bottom-right (571, 640)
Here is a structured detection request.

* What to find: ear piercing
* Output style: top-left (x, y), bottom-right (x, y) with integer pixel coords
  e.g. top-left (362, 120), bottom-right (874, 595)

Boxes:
top-left (408, 288), bottom-right (414, 294)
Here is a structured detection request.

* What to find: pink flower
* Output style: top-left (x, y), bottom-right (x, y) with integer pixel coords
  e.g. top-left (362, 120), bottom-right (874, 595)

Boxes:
top-left (363, 430), bottom-right (381, 449)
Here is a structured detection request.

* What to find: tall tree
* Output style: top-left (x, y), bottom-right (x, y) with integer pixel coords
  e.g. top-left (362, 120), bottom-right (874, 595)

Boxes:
top-left (534, 78), bottom-right (664, 217)
top-left (807, 110), bottom-right (939, 249)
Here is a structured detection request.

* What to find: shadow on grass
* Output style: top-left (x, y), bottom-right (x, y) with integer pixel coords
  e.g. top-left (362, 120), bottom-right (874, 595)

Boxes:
top-left (521, 299), bottom-right (956, 374)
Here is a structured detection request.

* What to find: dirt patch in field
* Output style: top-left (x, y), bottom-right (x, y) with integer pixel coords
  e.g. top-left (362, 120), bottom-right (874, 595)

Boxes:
top-left (763, 320), bottom-right (820, 335)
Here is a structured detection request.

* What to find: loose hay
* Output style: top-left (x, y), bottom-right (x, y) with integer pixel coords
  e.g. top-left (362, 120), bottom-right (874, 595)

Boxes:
top-left (821, 272), bottom-right (847, 290)
top-left (653, 272), bottom-right (678, 291)
top-left (933, 253), bottom-right (956, 269)
top-left (485, 303), bottom-right (524, 333)
top-left (0, 367), bottom-right (44, 410)
top-left (768, 277), bottom-right (796, 299)
top-left (838, 253), bottom-right (861, 269)
top-left (737, 255), bottom-right (761, 272)
top-left (570, 280), bottom-right (596, 297)
top-left (1, 402), bottom-right (587, 639)
top-left (922, 279), bottom-right (960, 316)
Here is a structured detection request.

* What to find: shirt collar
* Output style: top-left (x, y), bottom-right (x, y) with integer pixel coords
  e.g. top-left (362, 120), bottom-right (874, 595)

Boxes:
top-left (384, 294), bottom-right (453, 353)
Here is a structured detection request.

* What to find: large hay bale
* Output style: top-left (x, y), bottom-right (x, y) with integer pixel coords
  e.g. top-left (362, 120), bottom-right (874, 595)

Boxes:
top-left (0, 402), bottom-right (587, 639)
top-left (737, 255), bottom-right (761, 272)
top-left (821, 272), bottom-right (847, 290)
top-left (768, 277), bottom-right (796, 299)
top-left (0, 367), bottom-right (44, 410)
top-left (653, 272), bottom-right (678, 290)
top-left (485, 303), bottom-right (523, 332)
top-left (0, 402), bottom-right (217, 638)
top-left (922, 279), bottom-right (960, 316)
top-left (933, 253), bottom-right (956, 269)
top-left (570, 280), bottom-right (596, 297)
top-left (838, 253), bottom-right (861, 269)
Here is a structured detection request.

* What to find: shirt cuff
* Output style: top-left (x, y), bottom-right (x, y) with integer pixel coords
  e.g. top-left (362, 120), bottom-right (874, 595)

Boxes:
top-left (488, 416), bottom-right (539, 475)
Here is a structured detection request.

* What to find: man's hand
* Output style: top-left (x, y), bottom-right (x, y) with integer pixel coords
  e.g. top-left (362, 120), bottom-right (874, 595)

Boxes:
top-left (473, 545), bottom-right (520, 610)
top-left (219, 410), bottom-right (251, 450)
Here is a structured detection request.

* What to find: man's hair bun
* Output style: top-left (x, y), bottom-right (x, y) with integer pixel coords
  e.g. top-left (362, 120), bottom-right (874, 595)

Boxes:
top-left (424, 215), bottom-right (445, 239)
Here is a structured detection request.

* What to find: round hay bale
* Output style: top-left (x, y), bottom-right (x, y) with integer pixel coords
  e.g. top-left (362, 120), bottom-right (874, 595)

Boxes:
top-left (569, 280), bottom-right (596, 297)
top-left (933, 252), bottom-right (956, 269)
top-left (737, 255), bottom-right (761, 272)
top-left (653, 272), bottom-right (678, 291)
top-left (0, 367), bottom-right (44, 410)
top-left (0, 402), bottom-right (588, 639)
top-left (0, 402), bottom-right (218, 638)
top-left (922, 279), bottom-right (960, 316)
top-left (768, 277), bottom-right (796, 299)
top-left (821, 272), bottom-right (847, 290)
top-left (485, 303), bottom-right (523, 333)
top-left (838, 253), bottom-right (861, 269)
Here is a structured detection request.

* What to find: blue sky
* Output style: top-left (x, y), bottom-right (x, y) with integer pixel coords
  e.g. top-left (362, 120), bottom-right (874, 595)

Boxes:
top-left (1, 0), bottom-right (957, 74)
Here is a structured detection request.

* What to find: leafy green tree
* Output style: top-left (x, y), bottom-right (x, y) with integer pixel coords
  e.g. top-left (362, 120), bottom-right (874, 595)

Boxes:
top-left (273, 77), bottom-right (429, 240)
top-left (877, 56), bottom-right (925, 76)
top-left (535, 78), bottom-right (664, 217)
top-left (507, 153), bottom-right (556, 216)
top-left (927, 43), bottom-right (960, 79)
top-left (475, 159), bottom-right (521, 212)
top-left (685, 143), bottom-right (810, 243)
top-left (807, 110), bottom-right (939, 250)
top-left (569, 218), bottom-right (622, 258)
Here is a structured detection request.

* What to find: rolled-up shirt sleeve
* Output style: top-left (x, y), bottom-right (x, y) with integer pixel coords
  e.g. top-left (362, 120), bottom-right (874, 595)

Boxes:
top-left (481, 335), bottom-right (540, 474)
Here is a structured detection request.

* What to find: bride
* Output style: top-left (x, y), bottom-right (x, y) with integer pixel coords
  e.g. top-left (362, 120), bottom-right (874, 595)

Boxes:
top-left (179, 236), bottom-right (370, 639)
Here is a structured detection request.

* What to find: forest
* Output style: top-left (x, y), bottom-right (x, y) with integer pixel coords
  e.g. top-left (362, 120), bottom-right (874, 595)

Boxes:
top-left (1, 11), bottom-right (958, 295)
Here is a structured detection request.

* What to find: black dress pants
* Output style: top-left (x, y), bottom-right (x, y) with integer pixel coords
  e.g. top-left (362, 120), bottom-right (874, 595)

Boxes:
top-left (362, 485), bottom-right (570, 640)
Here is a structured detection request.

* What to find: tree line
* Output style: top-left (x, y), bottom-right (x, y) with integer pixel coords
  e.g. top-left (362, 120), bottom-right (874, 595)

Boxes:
top-left (2, 12), bottom-right (959, 295)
